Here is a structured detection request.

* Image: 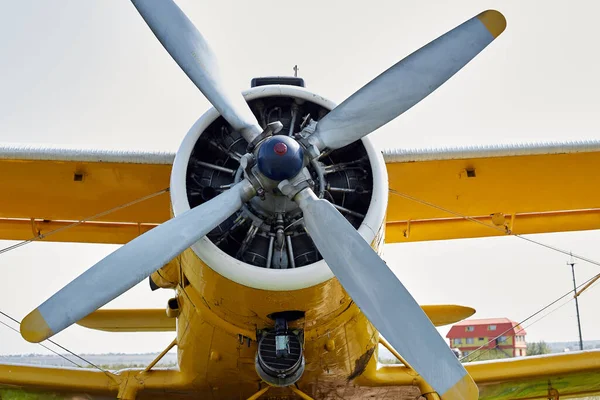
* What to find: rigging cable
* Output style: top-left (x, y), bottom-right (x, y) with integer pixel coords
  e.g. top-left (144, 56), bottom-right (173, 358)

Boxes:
top-left (0, 316), bottom-right (82, 369)
top-left (387, 188), bottom-right (600, 362)
top-left (464, 294), bottom-right (576, 362)
top-left (0, 187), bottom-right (169, 256)
top-left (388, 188), bottom-right (600, 268)
top-left (0, 189), bottom-right (170, 379)
top-left (462, 271), bottom-right (599, 362)
top-left (0, 309), bottom-right (116, 381)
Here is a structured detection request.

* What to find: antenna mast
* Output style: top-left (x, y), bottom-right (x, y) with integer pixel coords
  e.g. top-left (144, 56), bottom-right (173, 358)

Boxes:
top-left (568, 255), bottom-right (584, 351)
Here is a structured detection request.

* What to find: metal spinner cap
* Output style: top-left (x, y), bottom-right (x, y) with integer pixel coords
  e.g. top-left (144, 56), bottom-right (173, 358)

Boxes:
top-left (257, 135), bottom-right (304, 181)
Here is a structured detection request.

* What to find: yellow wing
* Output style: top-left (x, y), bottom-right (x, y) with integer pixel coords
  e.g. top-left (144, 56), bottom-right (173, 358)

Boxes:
top-left (3, 141), bottom-right (600, 245)
top-left (4, 351), bottom-right (599, 399)
top-left (385, 141), bottom-right (600, 242)
top-left (76, 309), bottom-right (176, 332)
top-left (0, 145), bottom-right (172, 244)
top-left (0, 363), bottom-right (195, 399)
top-left (73, 304), bottom-right (474, 333)
top-left (357, 350), bottom-right (600, 400)
top-left (0, 364), bottom-right (117, 398)
top-left (471, 351), bottom-right (600, 400)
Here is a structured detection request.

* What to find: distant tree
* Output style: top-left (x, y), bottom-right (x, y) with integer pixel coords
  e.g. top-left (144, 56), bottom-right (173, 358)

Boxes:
top-left (527, 341), bottom-right (551, 356)
top-left (527, 342), bottom-right (538, 355)
top-left (461, 348), bottom-right (510, 363)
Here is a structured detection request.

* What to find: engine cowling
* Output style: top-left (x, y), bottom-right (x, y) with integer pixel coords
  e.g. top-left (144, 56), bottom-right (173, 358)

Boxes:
top-left (170, 85), bottom-right (388, 291)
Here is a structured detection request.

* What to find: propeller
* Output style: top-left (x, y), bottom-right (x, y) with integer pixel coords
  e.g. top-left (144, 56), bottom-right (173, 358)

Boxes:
top-left (308, 10), bottom-right (506, 152)
top-left (21, 2), bottom-right (506, 399)
top-left (295, 188), bottom-right (478, 399)
top-left (131, 0), bottom-right (262, 144)
top-left (20, 180), bottom-right (255, 343)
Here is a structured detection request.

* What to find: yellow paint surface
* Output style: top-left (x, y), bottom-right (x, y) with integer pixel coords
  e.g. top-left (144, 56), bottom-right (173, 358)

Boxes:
top-left (0, 158), bottom-right (170, 244)
top-left (477, 10), bottom-right (507, 38)
top-left (20, 309), bottom-right (52, 344)
top-left (76, 309), bottom-right (176, 332)
top-left (422, 305), bottom-right (476, 327)
top-left (386, 151), bottom-right (600, 242)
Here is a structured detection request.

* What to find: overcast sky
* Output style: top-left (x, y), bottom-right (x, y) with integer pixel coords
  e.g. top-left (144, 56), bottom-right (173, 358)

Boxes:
top-left (1, 0), bottom-right (600, 356)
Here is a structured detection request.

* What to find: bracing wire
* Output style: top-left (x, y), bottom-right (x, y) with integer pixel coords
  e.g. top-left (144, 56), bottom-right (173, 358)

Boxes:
top-left (0, 316), bottom-right (82, 368)
top-left (462, 270), bottom-right (600, 362)
top-left (464, 295), bottom-right (575, 362)
top-left (0, 309), bottom-right (116, 381)
top-left (387, 188), bottom-right (600, 362)
top-left (0, 188), bottom-right (169, 256)
top-left (388, 188), bottom-right (600, 268)
top-left (0, 189), bottom-right (169, 379)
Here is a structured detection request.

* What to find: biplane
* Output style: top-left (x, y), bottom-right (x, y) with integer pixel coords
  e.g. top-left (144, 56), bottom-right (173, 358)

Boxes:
top-left (1, 1), bottom-right (600, 399)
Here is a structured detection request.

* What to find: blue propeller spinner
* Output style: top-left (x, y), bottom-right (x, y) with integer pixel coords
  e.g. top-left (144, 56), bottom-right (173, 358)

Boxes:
top-left (256, 135), bottom-right (305, 181)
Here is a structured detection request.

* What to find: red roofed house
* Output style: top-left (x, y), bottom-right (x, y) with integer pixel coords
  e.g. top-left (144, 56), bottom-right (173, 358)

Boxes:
top-left (446, 318), bottom-right (527, 359)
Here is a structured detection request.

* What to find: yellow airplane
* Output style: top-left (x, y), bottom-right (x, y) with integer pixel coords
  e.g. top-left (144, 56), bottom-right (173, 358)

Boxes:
top-left (1, 1), bottom-right (600, 399)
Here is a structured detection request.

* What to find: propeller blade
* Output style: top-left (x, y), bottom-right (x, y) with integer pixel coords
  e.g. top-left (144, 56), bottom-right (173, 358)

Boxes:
top-left (21, 180), bottom-right (255, 343)
top-left (309, 10), bottom-right (506, 151)
top-left (295, 188), bottom-right (477, 400)
top-left (131, 0), bottom-right (262, 143)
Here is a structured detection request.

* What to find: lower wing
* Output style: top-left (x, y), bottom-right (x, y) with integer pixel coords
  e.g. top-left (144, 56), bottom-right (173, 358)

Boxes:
top-left (356, 349), bottom-right (600, 399)
top-left (0, 363), bottom-right (193, 399)
top-left (3, 350), bottom-right (599, 399)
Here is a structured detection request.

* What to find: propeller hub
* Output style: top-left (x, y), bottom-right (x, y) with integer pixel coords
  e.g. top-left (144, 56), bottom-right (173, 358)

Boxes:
top-left (274, 142), bottom-right (288, 155)
top-left (257, 135), bottom-right (304, 181)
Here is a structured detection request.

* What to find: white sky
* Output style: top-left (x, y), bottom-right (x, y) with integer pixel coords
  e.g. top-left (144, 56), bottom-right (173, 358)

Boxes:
top-left (1, 0), bottom-right (600, 356)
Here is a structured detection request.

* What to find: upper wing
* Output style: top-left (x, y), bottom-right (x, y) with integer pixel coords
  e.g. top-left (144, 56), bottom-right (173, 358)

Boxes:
top-left (356, 350), bottom-right (600, 400)
top-left (384, 140), bottom-right (600, 242)
top-left (0, 145), bottom-right (172, 244)
top-left (3, 140), bottom-right (600, 245)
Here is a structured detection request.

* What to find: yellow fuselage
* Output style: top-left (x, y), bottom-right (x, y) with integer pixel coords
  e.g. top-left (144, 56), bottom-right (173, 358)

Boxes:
top-left (174, 245), bottom-right (380, 398)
